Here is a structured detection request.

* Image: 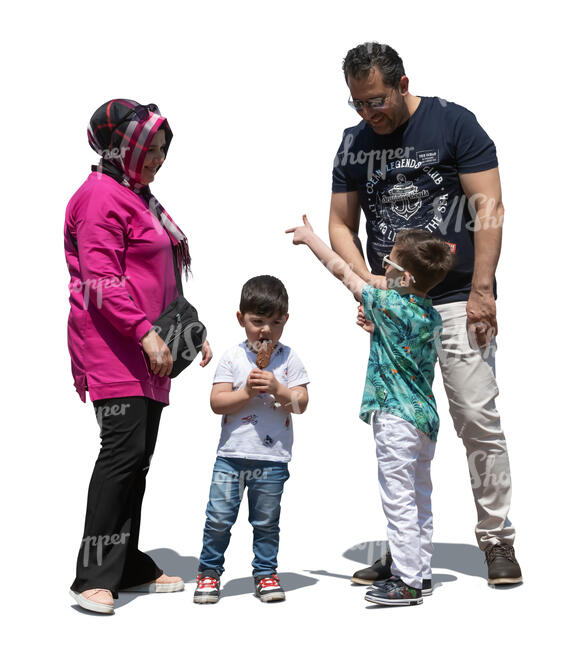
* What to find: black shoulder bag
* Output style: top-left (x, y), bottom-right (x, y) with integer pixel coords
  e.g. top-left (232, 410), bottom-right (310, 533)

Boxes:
top-left (149, 249), bottom-right (207, 378)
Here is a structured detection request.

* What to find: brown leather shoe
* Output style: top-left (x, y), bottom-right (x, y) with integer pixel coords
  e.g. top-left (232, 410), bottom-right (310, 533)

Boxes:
top-left (485, 544), bottom-right (523, 585)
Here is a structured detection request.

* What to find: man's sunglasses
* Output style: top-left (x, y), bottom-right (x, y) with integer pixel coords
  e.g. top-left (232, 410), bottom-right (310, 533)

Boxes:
top-left (348, 95), bottom-right (389, 111)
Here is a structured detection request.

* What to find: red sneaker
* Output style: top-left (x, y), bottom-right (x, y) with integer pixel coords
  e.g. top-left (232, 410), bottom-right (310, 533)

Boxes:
top-left (193, 572), bottom-right (220, 604)
top-left (254, 573), bottom-right (285, 602)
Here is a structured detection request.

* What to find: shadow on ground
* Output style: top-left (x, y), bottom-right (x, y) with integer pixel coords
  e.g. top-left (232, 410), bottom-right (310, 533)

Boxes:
top-left (70, 539), bottom-right (518, 613)
top-left (114, 548), bottom-right (198, 609)
top-left (305, 568), bottom-right (457, 592)
top-left (343, 540), bottom-right (488, 578)
top-left (110, 550), bottom-right (318, 608)
top-left (222, 572), bottom-right (318, 598)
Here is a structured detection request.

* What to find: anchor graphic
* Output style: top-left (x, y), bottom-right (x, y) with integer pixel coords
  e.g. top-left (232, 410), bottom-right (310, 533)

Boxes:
top-left (377, 174), bottom-right (425, 222)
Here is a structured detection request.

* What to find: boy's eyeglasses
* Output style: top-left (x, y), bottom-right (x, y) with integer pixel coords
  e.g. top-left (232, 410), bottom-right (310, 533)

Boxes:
top-left (383, 255), bottom-right (416, 284)
top-left (382, 255), bottom-right (404, 272)
top-left (109, 103), bottom-right (159, 149)
top-left (348, 94), bottom-right (389, 112)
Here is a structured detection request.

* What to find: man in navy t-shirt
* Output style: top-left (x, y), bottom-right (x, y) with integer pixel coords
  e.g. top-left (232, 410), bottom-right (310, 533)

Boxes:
top-left (330, 42), bottom-right (522, 590)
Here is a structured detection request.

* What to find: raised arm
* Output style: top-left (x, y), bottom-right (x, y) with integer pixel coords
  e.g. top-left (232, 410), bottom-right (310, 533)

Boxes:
top-left (286, 215), bottom-right (366, 302)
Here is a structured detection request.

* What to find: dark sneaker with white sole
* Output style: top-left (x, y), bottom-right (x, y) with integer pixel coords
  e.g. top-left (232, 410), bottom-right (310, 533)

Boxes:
top-left (365, 576), bottom-right (423, 606)
top-left (351, 550), bottom-right (392, 585)
top-left (193, 571), bottom-right (220, 604)
top-left (485, 544), bottom-right (523, 585)
top-left (373, 576), bottom-right (432, 595)
top-left (254, 573), bottom-right (285, 602)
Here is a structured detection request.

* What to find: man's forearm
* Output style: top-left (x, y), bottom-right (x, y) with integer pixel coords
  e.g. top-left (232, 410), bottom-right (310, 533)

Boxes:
top-left (329, 222), bottom-right (372, 282)
top-left (472, 203), bottom-right (504, 293)
top-left (459, 169), bottom-right (504, 295)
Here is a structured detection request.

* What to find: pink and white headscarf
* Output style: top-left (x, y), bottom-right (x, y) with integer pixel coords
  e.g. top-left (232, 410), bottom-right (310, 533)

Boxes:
top-left (87, 99), bottom-right (191, 277)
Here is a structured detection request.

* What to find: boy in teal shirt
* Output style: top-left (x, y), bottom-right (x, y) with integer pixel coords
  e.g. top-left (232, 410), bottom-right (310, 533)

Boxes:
top-left (287, 216), bottom-right (453, 606)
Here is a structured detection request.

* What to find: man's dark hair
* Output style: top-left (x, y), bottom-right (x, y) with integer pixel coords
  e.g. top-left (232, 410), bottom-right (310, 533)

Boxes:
top-left (393, 230), bottom-right (454, 292)
top-left (342, 42), bottom-right (405, 87)
top-left (239, 275), bottom-right (289, 317)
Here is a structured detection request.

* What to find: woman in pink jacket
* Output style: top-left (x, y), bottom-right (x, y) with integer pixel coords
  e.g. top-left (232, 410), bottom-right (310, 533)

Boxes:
top-left (65, 99), bottom-right (212, 614)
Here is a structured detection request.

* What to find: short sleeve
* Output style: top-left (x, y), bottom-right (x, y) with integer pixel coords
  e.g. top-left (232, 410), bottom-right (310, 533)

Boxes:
top-left (452, 107), bottom-right (498, 174)
top-left (213, 349), bottom-right (235, 384)
top-left (332, 129), bottom-right (358, 193)
top-left (286, 350), bottom-right (309, 388)
top-left (362, 285), bottom-right (405, 326)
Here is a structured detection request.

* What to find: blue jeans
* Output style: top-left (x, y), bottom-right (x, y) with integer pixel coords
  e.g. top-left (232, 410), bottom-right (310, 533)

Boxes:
top-left (198, 456), bottom-right (289, 577)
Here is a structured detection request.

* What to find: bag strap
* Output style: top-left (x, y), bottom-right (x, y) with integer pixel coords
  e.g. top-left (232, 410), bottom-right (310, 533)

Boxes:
top-left (171, 241), bottom-right (184, 297)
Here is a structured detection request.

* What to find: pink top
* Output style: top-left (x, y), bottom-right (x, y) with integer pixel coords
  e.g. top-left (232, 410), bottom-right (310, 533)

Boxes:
top-left (64, 171), bottom-right (178, 404)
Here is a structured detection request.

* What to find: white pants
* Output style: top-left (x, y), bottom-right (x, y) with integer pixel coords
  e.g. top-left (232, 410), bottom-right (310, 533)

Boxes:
top-left (373, 411), bottom-right (436, 589)
top-left (435, 301), bottom-right (515, 549)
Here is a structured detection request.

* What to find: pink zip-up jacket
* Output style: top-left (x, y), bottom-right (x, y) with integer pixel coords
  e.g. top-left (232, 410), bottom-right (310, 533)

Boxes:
top-left (64, 171), bottom-right (177, 404)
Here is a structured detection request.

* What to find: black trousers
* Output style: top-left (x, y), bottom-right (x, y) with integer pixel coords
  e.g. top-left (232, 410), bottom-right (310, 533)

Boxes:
top-left (71, 397), bottom-right (165, 598)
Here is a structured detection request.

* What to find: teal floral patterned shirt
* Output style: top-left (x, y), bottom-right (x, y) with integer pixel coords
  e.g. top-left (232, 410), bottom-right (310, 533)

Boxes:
top-left (359, 285), bottom-right (443, 441)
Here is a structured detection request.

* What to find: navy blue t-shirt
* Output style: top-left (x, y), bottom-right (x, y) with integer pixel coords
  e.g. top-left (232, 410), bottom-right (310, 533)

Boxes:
top-left (332, 96), bottom-right (498, 305)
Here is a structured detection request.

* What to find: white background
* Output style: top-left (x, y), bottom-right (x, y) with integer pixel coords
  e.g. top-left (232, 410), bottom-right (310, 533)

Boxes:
top-left (2, 0), bottom-right (585, 646)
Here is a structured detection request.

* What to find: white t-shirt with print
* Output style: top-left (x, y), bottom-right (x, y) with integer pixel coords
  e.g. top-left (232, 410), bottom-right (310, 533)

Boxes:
top-left (213, 341), bottom-right (309, 462)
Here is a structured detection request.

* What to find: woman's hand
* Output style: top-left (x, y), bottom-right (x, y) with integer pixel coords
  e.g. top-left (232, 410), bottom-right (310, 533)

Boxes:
top-left (285, 214), bottom-right (314, 245)
top-left (141, 329), bottom-right (173, 377)
top-left (357, 304), bottom-right (375, 333)
top-left (200, 340), bottom-right (213, 367)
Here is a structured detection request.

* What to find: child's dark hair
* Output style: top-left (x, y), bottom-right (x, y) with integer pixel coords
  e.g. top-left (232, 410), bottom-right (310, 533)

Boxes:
top-left (239, 275), bottom-right (289, 317)
top-left (393, 230), bottom-right (454, 291)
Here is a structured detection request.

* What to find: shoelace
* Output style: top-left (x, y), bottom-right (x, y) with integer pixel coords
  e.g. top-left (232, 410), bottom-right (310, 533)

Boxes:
top-left (486, 544), bottom-right (515, 564)
top-left (197, 576), bottom-right (218, 589)
top-left (258, 576), bottom-right (279, 589)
